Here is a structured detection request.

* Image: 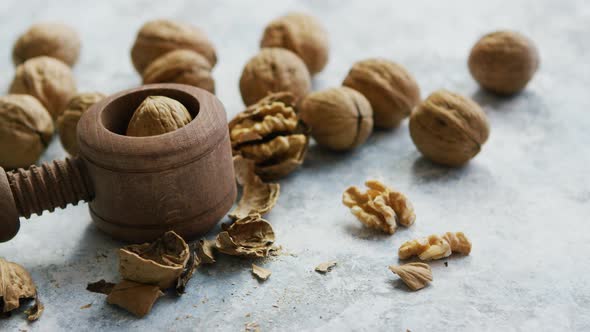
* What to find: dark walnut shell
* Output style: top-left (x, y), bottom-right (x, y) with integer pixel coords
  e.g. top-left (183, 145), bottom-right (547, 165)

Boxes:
top-left (299, 87), bottom-right (373, 151)
top-left (468, 30), bottom-right (539, 95)
top-left (57, 92), bottom-right (105, 156)
top-left (343, 58), bottom-right (420, 129)
top-left (239, 48), bottom-right (311, 106)
top-left (409, 90), bottom-right (490, 167)
top-left (260, 12), bottom-right (329, 75)
top-left (229, 92), bottom-right (309, 181)
top-left (12, 22), bottom-right (81, 67)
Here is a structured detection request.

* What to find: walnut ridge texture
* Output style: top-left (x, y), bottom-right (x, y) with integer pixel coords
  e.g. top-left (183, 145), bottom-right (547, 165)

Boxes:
top-left (126, 95), bottom-right (192, 137)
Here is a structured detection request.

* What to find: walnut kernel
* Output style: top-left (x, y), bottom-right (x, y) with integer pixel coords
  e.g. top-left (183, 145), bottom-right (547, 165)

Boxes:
top-left (398, 232), bottom-right (472, 261)
top-left (12, 22), bottom-right (80, 67)
top-left (57, 92), bottom-right (105, 156)
top-left (409, 90), bottom-right (490, 167)
top-left (0, 258), bottom-right (37, 313)
top-left (389, 262), bottom-right (433, 291)
top-left (126, 96), bottom-right (192, 137)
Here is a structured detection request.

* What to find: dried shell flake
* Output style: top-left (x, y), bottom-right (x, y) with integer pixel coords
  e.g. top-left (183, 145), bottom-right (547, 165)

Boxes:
top-left (389, 262), bottom-right (433, 291)
top-left (399, 232), bottom-right (472, 261)
top-left (215, 214), bottom-right (276, 258)
top-left (251, 264), bottom-right (271, 281)
top-left (196, 239), bottom-right (217, 265)
top-left (315, 261), bottom-right (337, 273)
top-left (106, 280), bottom-right (164, 317)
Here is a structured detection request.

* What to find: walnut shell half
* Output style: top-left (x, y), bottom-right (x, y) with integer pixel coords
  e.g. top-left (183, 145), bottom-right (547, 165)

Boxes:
top-left (0, 258), bottom-right (37, 313)
top-left (12, 22), bottom-right (81, 67)
top-left (215, 214), bottom-right (276, 258)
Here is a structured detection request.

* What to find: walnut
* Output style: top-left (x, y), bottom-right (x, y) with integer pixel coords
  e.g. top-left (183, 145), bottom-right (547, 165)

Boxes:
top-left (12, 22), bottom-right (81, 67)
top-left (300, 87), bottom-right (373, 151)
top-left (0, 94), bottom-right (54, 169)
top-left (239, 48), bottom-right (311, 106)
top-left (229, 92), bottom-right (309, 180)
top-left (0, 258), bottom-right (37, 313)
top-left (215, 214), bottom-right (276, 258)
top-left (229, 155), bottom-right (280, 220)
top-left (260, 12), bottom-right (329, 75)
top-left (57, 92), bottom-right (105, 156)
top-left (398, 232), bottom-right (472, 261)
top-left (126, 96), bottom-right (192, 137)
top-left (9, 56), bottom-right (77, 120)
top-left (131, 19), bottom-right (217, 74)
top-left (409, 90), bottom-right (490, 167)
top-left (388, 262), bottom-right (432, 291)
top-left (119, 231), bottom-right (190, 289)
top-left (106, 280), bottom-right (164, 317)
top-left (468, 30), bottom-right (539, 95)
top-left (142, 49), bottom-right (215, 93)
top-left (343, 58), bottom-right (421, 129)
top-left (342, 180), bottom-right (415, 234)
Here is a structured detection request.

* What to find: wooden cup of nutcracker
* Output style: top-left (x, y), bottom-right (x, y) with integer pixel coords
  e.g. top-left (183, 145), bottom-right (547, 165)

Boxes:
top-left (0, 84), bottom-right (237, 243)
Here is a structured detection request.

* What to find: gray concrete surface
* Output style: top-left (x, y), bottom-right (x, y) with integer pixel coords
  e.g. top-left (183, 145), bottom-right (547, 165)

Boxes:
top-left (1, 0), bottom-right (589, 331)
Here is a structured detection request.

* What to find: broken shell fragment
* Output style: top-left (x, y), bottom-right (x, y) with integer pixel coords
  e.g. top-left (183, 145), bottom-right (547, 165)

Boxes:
top-left (215, 214), bottom-right (276, 258)
top-left (315, 261), bottom-right (337, 273)
top-left (196, 239), bottom-right (217, 265)
top-left (106, 280), bottom-right (164, 317)
top-left (0, 258), bottom-right (37, 313)
top-left (251, 264), bottom-right (271, 281)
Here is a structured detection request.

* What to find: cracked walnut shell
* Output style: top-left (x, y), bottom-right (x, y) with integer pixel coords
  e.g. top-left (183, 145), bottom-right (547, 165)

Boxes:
top-left (468, 30), bottom-right (539, 95)
top-left (9, 56), bottom-right (77, 120)
top-left (106, 280), bottom-right (164, 317)
top-left (239, 48), bottom-right (311, 106)
top-left (409, 90), bottom-right (490, 167)
top-left (57, 92), bottom-right (105, 156)
top-left (126, 96), bottom-right (192, 137)
top-left (12, 22), bottom-right (81, 67)
top-left (229, 92), bottom-right (309, 180)
top-left (389, 262), bottom-right (432, 291)
top-left (0, 94), bottom-right (54, 169)
top-left (398, 232), bottom-right (472, 261)
top-left (0, 257), bottom-right (37, 313)
top-left (260, 12), bottom-right (329, 75)
top-left (343, 180), bottom-right (415, 234)
top-left (131, 19), bottom-right (217, 73)
top-left (215, 214), bottom-right (276, 258)
top-left (343, 58), bottom-right (420, 129)
top-left (300, 87), bottom-right (373, 151)
top-left (142, 49), bottom-right (215, 93)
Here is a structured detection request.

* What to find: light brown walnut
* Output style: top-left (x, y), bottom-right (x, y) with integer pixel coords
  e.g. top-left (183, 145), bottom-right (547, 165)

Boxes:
top-left (57, 92), bottom-right (105, 156)
top-left (9, 56), bottom-right (77, 119)
top-left (342, 180), bottom-right (415, 234)
top-left (343, 58), bottom-right (420, 129)
top-left (260, 12), bottom-right (329, 75)
top-left (142, 50), bottom-right (215, 93)
top-left (398, 232), bottom-right (472, 261)
top-left (409, 90), bottom-right (490, 167)
top-left (388, 262), bottom-right (433, 291)
top-left (126, 96), bottom-right (192, 137)
top-left (13, 22), bottom-right (80, 67)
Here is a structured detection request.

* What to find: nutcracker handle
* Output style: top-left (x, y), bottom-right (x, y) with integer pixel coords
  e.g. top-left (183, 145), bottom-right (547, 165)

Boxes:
top-left (0, 157), bottom-right (94, 242)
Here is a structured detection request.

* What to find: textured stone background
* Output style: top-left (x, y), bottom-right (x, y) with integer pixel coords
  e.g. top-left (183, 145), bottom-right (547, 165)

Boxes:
top-left (0, 0), bottom-right (589, 331)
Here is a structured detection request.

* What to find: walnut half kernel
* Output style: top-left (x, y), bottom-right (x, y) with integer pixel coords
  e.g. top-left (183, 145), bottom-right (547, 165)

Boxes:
top-left (399, 232), bottom-right (472, 261)
top-left (342, 180), bottom-right (415, 234)
top-left (389, 262), bottom-right (433, 291)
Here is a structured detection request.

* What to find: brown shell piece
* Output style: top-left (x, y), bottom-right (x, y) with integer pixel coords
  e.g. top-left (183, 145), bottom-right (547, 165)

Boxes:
top-left (119, 231), bottom-right (190, 289)
top-left (215, 214), bottom-right (276, 258)
top-left (12, 22), bottom-right (81, 67)
top-left (0, 258), bottom-right (37, 313)
top-left (229, 155), bottom-right (280, 220)
top-left (260, 12), bottom-right (329, 75)
top-left (398, 232), bottom-right (472, 261)
top-left (57, 92), bottom-right (105, 156)
top-left (388, 262), bottom-right (433, 291)
top-left (251, 264), bottom-right (271, 281)
top-left (196, 239), bottom-right (217, 264)
top-left (106, 280), bottom-right (164, 317)
top-left (142, 50), bottom-right (215, 93)
top-left (315, 261), bottom-right (337, 273)
top-left (126, 95), bottom-right (192, 137)
top-left (342, 180), bottom-right (415, 234)
top-left (9, 56), bottom-right (77, 119)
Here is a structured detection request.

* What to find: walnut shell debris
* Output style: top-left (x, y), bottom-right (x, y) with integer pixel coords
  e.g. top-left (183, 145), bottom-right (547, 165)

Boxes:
top-left (106, 280), bottom-right (164, 317)
top-left (119, 231), bottom-right (190, 289)
top-left (468, 30), bottom-right (539, 95)
top-left (409, 90), bottom-right (490, 167)
top-left (196, 239), bottom-right (217, 265)
top-left (398, 232), bottom-right (472, 261)
top-left (260, 12), bottom-right (329, 75)
top-left (342, 180), bottom-right (415, 235)
top-left (131, 19), bottom-right (217, 73)
top-left (389, 262), bottom-right (432, 291)
top-left (300, 86), bottom-right (373, 151)
top-left (215, 214), bottom-right (276, 258)
top-left (13, 22), bottom-right (81, 67)
top-left (142, 49), bottom-right (215, 93)
top-left (343, 58), bottom-right (420, 129)
top-left (239, 48), bottom-right (311, 106)
top-left (57, 92), bottom-right (105, 156)
top-left (315, 261), bottom-right (337, 273)
top-left (0, 258), bottom-right (37, 313)
top-left (0, 94), bottom-right (54, 169)
top-left (9, 56), bottom-right (77, 120)
top-left (126, 96), bottom-right (192, 137)
top-left (229, 92), bottom-right (309, 181)
top-left (229, 155), bottom-right (280, 220)
top-left (251, 264), bottom-right (271, 281)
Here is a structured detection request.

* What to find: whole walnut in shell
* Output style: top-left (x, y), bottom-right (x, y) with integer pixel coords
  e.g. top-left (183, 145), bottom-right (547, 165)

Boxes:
top-left (409, 90), bottom-right (489, 167)
top-left (260, 12), bottom-right (329, 75)
top-left (0, 94), bottom-right (54, 169)
top-left (142, 49), bottom-right (215, 93)
top-left (131, 19), bottom-right (217, 74)
top-left (299, 87), bottom-right (373, 151)
top-left (12, 22), bottom-right (81, 67)
top-left (127, 96), bottom-right (192, 137)
top-left (9, 56), bottom-right (77, 120)
top-left (468, 30), bottom-right (539, 95)
top-left (57, 92), bottom-right (105, 156)
top-left (239, 48), bottom-right (311, 106)
top-left (343, 58), bottom-right (420, 129)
